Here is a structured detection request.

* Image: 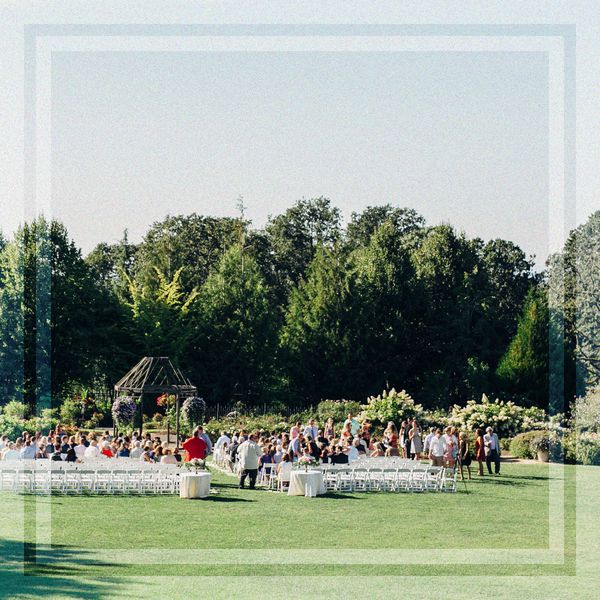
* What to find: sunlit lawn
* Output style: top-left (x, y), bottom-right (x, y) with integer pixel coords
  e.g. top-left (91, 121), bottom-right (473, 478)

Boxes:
top-left (0, 461), bottom-right (589, 599)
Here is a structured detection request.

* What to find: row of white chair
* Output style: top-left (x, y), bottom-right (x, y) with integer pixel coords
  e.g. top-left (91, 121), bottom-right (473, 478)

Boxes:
top-left (0, 462), bottom-right (182, 494)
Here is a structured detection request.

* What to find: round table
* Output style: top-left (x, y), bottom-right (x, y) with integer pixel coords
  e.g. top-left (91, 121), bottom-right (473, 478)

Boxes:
top-left (180, 471), bottom-right (211, 499)
top-left (287, 469), bottom-right (326, 497)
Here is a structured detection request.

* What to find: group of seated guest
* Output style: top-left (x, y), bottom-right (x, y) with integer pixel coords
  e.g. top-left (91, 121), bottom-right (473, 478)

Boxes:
top-left (217, 413), bottom-right (375, 476)
top-left (0, 427), bottom-right (182, 464)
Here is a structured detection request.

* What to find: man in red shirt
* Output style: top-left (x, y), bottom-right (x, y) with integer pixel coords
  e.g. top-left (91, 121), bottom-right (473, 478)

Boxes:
top-left (181, 428), bottom-right (207, 462)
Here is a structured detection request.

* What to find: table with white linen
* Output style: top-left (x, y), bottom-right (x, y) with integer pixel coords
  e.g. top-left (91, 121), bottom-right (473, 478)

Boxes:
top-left (179, 472), bottom-right (211, 498)
top-left (287, 469), bottom-right (326, 497)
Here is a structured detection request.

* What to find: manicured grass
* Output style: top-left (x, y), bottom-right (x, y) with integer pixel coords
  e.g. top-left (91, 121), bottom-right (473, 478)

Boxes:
top-left (0, 461), bottom-right (589, 599)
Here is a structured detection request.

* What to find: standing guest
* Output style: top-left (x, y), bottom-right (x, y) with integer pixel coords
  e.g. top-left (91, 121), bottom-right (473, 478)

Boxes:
top-left (458, 432), bottom-right (472, 480)
top-left (484, 427), bottom-right (501, 475)
top-left (344, 413), bottom-right (360, 437)
top-left (196, 426), bottom-right (212, 455)
top-left (423, 427), bottom-right (436, 456)
top-left (181, 428), bottom-right (207, 462)
top-left (383, 422), bottom-right (399, 456)
top-left (228, 436), bottom-right (240, 472)
top-left (289, 421), bottom-right (302, 440)
top-left (215, 431), bottom-right (231, 451)
top-left (236, 432), bottom-right (262, 489)
top-left (474, 428), bottom-right (486, 476)
top-left (0, 435), bottom-right (8, 452)
top-left (399, 421), bottom-right (409, 458)
top-left (409, 421), bottom-right (423, 460)
top-left (323, 418), bottom-right (335, 440)
top-left (428, 429), bottom-right (446, 467)
top-left (303, 419), bottom-right (319, 441)
top-left (443, 427), bottom-right (456, 468)
top-left (339, 422), bottom-right (353, 445)
top-left (288, 433), bottom-right (303, 462)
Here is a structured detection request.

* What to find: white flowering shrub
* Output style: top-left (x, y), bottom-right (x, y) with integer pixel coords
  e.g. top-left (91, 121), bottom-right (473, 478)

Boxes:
top-left (446, 394), bottom-right (548, 439)
top-left (360, 388), bottom-right (423, 425)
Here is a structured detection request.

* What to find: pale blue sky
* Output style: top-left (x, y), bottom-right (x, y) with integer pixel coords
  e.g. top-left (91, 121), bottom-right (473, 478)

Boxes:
top-left (50, 50), bottom-right (550, 264)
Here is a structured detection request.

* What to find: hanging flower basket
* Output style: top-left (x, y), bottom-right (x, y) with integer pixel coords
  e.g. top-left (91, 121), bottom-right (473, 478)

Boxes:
top-left (112, 395), bottom-right (138, 428)
top-left (181, 396), bottom-right (206, 428)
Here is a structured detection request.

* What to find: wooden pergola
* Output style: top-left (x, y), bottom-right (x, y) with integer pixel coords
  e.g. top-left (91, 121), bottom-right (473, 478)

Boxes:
top-left (113, 356), bottom-right (197, 445)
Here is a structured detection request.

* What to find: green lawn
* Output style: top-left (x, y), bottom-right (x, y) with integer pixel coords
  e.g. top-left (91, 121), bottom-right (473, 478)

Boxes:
top-left (0, 461), bottom-right (592, 599)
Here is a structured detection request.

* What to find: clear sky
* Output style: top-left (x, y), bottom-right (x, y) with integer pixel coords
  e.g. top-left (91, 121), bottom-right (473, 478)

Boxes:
top-left (2, 3), bottom-right (599, 272)
top-left (50, 50), bottom-right (549, 264)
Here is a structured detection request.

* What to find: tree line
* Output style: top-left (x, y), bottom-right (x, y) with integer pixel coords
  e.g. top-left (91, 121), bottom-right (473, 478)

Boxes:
top-left (0, 198), bottom-right (597, 414)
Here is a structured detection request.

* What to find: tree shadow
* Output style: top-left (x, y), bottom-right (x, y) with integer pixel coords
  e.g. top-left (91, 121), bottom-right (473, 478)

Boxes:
top-left (1, 538), bottom-right (131, 599)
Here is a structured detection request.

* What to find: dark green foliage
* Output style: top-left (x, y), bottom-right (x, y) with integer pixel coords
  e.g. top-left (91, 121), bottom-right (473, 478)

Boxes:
top-left (496, 286), bottom-right (549, 406)
top-left (4, 199), bottom-right (577, 419)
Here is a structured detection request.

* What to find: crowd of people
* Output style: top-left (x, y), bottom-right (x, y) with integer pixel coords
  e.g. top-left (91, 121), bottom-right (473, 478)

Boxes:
top-left (0, 412), bottom-right (503, 486)
top-left (207, 413), bottom-right (503, 488)
top-left (0, 427), bottom-right (183, 465)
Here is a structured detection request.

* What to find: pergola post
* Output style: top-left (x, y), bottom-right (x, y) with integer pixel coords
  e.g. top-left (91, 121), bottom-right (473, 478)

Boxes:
top-left (175, 394), bottom-right (180, 448)
top-left (139, 394), bottom-right (144, 437)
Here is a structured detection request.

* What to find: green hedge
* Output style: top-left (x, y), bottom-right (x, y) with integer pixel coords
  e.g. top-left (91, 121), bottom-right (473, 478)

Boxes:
top-left (509, 431), bottom-right (541, 459)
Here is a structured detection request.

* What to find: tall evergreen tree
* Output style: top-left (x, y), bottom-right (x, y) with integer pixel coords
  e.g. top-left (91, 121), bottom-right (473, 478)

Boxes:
top-left (496, 286), bottom-right (549, 407)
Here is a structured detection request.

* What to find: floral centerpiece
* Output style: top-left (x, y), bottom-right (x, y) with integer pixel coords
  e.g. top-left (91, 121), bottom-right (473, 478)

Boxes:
top-left (296, 456), bottom-right (319, 471)
top-left (181, 458), bottom-right (208, 473)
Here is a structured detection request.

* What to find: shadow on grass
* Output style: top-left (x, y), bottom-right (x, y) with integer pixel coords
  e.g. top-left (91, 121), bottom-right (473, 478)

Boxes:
top-left (1, 538), bottom-right (129, 599)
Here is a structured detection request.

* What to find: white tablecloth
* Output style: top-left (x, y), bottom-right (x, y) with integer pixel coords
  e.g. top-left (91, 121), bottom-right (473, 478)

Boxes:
top-left (180, 472), bottom-right (211, 498)
top-left (287, 469), bottom-right (326, 497)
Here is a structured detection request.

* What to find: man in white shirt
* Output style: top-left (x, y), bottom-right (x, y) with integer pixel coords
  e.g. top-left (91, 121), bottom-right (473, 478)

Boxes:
top-left (236, 432), bottom-right (262, 489)
top-left (484, 427), bottom-right (501, 475)
top-left (428, 429), bottom-right (447, 467)
top-left (84, 440), bottom-right (100, 459)
top-left (215, 431), bottom-right (231, 451)
top-left (423, 427), bottom-right (436, 456)
top-left (303, 419), bottom-right (318, 441)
